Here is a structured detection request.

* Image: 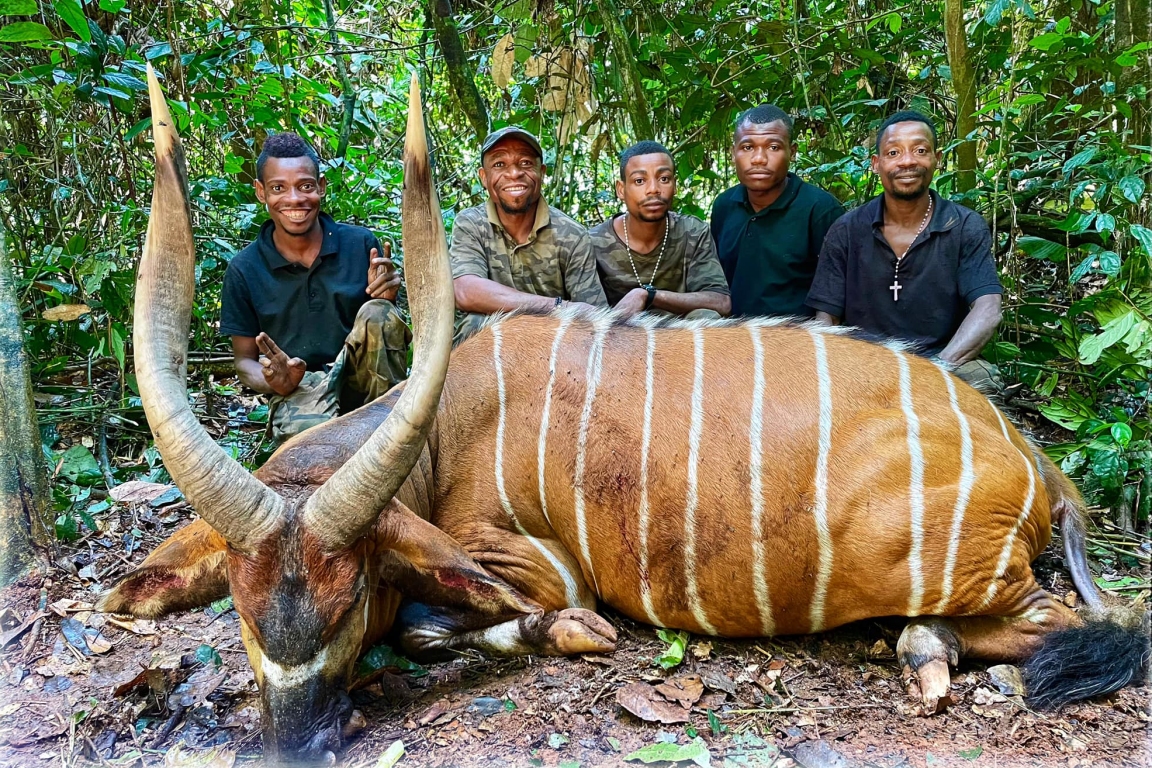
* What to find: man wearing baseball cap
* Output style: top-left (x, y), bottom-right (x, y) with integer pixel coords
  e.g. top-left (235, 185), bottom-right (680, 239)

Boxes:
top-left (450, 126), bottom-right (607, 341)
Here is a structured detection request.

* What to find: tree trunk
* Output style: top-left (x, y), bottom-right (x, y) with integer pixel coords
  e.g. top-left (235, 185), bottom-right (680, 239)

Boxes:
top-left (944, 0), bottom-right (977, 193)
top-left (0, 234), bottom-right (50, 587)
top-left (428, 0), bottom-right (489, 144)
top-left (592, 0), bottom-right (655, 141)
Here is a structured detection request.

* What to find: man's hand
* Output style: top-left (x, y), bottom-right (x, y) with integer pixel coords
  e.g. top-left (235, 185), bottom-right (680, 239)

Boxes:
top-left (614, 287), bottom-right (649, 317)
top-left (256, 332), bottom-right (306, 396)
top-left (367, 241), bottom-right (401, 301)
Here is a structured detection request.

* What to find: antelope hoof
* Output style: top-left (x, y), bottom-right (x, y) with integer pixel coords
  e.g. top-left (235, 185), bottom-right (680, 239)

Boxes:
top-left (544, 608), bottom-right (618, 655)
top-left (903, 660), bottom-right (954, 715)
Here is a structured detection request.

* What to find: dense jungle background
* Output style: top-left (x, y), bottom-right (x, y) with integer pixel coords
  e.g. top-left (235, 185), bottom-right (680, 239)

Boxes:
top-left (0, 0), bottom-right (1150, 764)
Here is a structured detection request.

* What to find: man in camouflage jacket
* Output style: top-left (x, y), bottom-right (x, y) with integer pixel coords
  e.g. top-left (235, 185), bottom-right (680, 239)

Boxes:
top-left (450, 127), bottom-right (607, 342)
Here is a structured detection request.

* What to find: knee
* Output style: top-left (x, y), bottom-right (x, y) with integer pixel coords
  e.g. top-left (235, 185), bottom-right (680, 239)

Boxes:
top-left (357, 299), bottom-right (410, 348)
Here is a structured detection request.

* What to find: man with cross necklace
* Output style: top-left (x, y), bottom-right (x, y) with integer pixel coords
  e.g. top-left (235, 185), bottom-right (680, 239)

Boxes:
top-left (806, 111), bottom-right (1003, 387)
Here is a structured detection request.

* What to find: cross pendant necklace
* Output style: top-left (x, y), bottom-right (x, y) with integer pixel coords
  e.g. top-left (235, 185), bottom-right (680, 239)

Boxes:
top-left (890, 195), bottom-right (933, 302)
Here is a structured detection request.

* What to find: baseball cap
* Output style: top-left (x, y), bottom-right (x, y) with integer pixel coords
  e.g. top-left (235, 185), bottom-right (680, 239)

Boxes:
top-left (480, 126), bottom-right (543, 160)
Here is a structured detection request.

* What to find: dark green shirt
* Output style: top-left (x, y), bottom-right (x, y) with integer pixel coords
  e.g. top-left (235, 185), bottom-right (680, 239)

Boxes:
top-left (710, 174), bottom-right (845, 317)
top-left (220, 212), bottom-right (380, 371)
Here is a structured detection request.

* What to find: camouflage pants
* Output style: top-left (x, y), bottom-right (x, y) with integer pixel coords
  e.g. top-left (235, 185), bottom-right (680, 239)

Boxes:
top-left (269, 299), bottom-right (411, 443)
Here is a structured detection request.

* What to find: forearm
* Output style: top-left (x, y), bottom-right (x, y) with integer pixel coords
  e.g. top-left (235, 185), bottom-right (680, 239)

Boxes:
top-left (235, 356), bottom-right (274, 394)
top-left (813, 311), bottom-right (840, 326)
top-left (453, 275), bottom-right (556, 314)
top-left (652, 290), bottom-right (731, 317)
top-left (939, 297), bottom-right (1002, 364)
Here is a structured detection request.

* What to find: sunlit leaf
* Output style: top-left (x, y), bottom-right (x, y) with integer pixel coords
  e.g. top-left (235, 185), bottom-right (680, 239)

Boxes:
top-left (53, 0), bottom-right (90, 41)
top-left (0, 20), bottom-right (52, 41)
top-left (0, 0), bottom-right (37, 15)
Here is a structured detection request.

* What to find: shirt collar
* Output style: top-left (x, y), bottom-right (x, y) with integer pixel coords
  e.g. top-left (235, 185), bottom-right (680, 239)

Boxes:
top-left (870, 190), bottom-right (961, 233)
top-left (740, 173), bottom-right (801, 214)
top-left (485, 197), bottom-right (552, 238)
top-left (259, 212), bottom-right (339, 270)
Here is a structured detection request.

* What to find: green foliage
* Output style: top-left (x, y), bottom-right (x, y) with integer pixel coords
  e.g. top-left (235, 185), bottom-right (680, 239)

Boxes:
top-left (0, 0), bottom-right (1148, 538)
top-left (625, 737), bottom-right (710, 767)
top-left (655, 628), bottom-right (688, 669)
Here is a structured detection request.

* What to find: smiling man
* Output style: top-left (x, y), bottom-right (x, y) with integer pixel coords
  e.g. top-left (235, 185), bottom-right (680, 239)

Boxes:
top-left (806, 111), bottom-right (1003, 385)
top-left (450, 126), bottom-right (606, 341)
top-left (220, 133), bottom-right (410, 442)
top-left (591, 141), bottom-right (730, 319)
top-left (711, 104), bottom-right (845, 317)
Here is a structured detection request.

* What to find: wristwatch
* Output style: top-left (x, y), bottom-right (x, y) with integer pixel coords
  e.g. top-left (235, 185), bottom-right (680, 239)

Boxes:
top-left (643, 285), bottom-right (657, 310)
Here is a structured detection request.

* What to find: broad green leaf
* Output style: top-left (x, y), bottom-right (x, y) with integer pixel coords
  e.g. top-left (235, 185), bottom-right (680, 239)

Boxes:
top-left (1069, 253), bottom-right (1095, 283)
top-left (958, 747), bottom-right (984, 760)
top-left (53, 0), bottom-right (90, 41)
top-left (1011, 93), bottom-right (1046, 107)
top-left (1062, 147), bottom-right (1096, 175)
top-left (1110, 423), bottom-right (1132, 448)
top-left (982, 0), bottom-right (1010, 26)
top-left (1039, 395), bottom-right (1094, 431)
top-left (97, 0), bottom-right (125, 12)
top-left (1097, 250), bottom-right (1120, 277)
top-left (0, 0), bottom-right (37, 15)
top-left (209, 596), bottom-right (233, 613)
top-left (1130, 225), bottom-right (1152, 259)
top-left (655, 628), bottom-right (688, 669)
top-left (1094, 213), bottom-right (1115, 234)
top-left (1118, 175), bottom-right (1145, 204)
top-left (195, 642), bottom-right (223, 668)
top-left (626, 737), bottom-right (710, 767)
top-left (1028, 32), bottom-right (1064, 51)
top-left (55, 512), bottom-right (79, 542)
top-left (1079, 312), bottom-right (1137, 365)
top-left (103, 70), bottom-right (146, 90)
top-left (123, 116), bottom-right (150, 141)
top-left (58, 445), bottom-right (102, 485)
top-left (1017, 236), bottom-right (1065, 262)
top-left (0, 21), bottom-right (52, 41)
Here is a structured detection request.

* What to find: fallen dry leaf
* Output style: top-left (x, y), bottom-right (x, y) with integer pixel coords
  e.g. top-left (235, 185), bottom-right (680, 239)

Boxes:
top-left (616, 681), bottom-right (690, 724)
top-left (701, 669), bottom-right (736, 696)
top-left (973, 686), bottom-right (1007, 706)
top-left (417, 699), bottom-right (450, 726)
top-left (49, 599), bottom-right (93, 617)
top-left (690, 641), bottom-right (713, 659)
top-left (655, 674), bottom-right (704, 708)
top-left (869, 638), bottom-right (894, 658)
top-left (987, 664), bottom-right (1025, 696)
top-left (41, 303), bottom-right (90, 322)
top-left (110, 481), bottom-right (177, 505)
top-left (105, 617), bottom-right (158, 635)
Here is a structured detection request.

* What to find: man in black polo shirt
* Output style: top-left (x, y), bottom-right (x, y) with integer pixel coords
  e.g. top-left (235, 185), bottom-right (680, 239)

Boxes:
top-left (220, 133), bottom-right (410, 441)
top-left (806, 111), bottom-right (1002, 386)
top-left (711, 104), bottom-right (845, 317)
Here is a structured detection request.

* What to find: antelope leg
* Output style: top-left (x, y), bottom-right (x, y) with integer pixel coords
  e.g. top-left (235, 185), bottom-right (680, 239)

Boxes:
top-left (394, 602), bottom-right (616, 660)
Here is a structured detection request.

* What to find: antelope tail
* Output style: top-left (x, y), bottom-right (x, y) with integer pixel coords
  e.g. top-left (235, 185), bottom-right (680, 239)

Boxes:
top-left (1034, 448), bottom-right (1103, 611)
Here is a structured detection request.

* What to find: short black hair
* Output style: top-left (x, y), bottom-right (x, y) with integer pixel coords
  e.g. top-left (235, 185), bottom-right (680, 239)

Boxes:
top-left (619, 141), bottom-right (675, 180)
top-left (735, 104), bottom-right (794, 142)
top-left (875, 110), bottom-right (938, 153)
top-left (256, 132), bottom-right (321, 181)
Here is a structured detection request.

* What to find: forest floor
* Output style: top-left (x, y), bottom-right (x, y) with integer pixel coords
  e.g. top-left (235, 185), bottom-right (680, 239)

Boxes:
top-left (1, 377), bottom-right (1149, 768)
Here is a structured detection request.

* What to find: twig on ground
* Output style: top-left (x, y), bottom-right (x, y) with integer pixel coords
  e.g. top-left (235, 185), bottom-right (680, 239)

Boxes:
top-left (728, 704), bottom-right (886, 714)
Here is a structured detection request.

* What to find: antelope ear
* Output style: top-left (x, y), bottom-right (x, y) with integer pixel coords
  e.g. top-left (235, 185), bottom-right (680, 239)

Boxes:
top-left (374, 499), bottom-right (539, 620)
top-left (98, 518), bottom-right (230, 618)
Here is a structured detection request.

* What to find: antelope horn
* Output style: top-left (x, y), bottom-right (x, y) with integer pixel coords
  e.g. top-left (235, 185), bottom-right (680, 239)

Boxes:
top-left (137, 65), bottom-right (285, 550)
top-left (302, 74), bottom-right (453, 550)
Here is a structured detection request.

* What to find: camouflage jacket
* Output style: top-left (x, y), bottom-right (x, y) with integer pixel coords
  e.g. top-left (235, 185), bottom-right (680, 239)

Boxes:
top-left (589, 212), bottom-right (730, 306)
top-left (449, 198), bottom-right (607, 306)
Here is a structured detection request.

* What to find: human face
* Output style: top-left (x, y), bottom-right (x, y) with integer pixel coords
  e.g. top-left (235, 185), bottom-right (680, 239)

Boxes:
top-left (478, 138), bottom-right (544, 215)
top-left (871, 121), bottom-right (940, 201)
top-left (616, 153), bottom-right (675, 223)
top-left (255, 156), bottom-right (326, 237)
top-left (732, 120), bottom-right (793, 195)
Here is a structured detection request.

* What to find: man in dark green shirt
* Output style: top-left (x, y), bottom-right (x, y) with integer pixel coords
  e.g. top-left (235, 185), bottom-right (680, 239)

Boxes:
top-left (711, 104), bottom-right (845, 317)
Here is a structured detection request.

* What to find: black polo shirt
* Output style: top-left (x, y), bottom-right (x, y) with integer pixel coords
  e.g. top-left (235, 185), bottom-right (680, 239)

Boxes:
top-left (220, 212), bottom-right (381, 371)
top-left (710, 174), bottom-right (845, 317)
top-left (805, 191), bottom-right (1003, 354)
